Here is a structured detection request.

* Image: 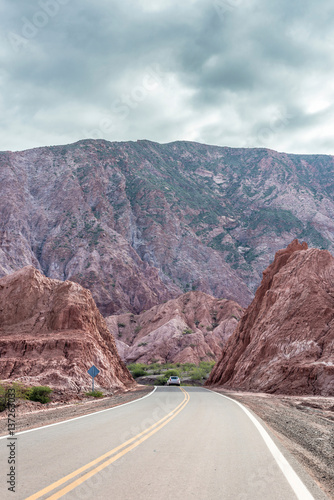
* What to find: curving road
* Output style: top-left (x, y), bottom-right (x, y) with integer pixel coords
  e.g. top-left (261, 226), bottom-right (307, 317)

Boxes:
top-left (0, 387), bottom-right (329, 500)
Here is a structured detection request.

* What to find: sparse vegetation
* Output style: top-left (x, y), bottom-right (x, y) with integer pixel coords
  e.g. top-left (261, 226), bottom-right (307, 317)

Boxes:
top-left (1, 382), bottom-right (54, 410)
top-left (85, 390), bottom-right (104, 398)
top-left (127, 364), bottom-right (148, 378)
top-left (164, 369), bottom-right (180, 378)
top-left (27, 386), bottom-right (53, 404)
top-left (156, 375), bottom-right (168, 385)
top-left (126, 361), bottom-right (215, 386)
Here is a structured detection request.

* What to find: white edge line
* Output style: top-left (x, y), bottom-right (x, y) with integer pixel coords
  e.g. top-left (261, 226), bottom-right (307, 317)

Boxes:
top-left (0, 386), bottom-right (157, 440)
top-left (206, 388), bottom-right (315, 500)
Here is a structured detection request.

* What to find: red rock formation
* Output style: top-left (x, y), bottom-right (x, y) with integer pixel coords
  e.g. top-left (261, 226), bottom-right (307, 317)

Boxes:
top-left (206, 240), bottom-right (334, 396)
top-left (106, 291), bottom-right (244, 364)
top-left (0, 266), bottom-right (134, 391)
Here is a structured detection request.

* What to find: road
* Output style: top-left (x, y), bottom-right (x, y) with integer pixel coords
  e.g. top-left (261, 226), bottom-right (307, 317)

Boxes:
top-left (0, 387), bottom-right (329, 500)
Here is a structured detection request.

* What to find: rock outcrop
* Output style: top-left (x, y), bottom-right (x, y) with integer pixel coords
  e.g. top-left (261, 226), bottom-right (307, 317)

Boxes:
top-left (0, 266), bottom-right (134, 391)
top-left (106, 291), bottom-right (244, 364)
top-left (206, 240), bottom-right (334, 396)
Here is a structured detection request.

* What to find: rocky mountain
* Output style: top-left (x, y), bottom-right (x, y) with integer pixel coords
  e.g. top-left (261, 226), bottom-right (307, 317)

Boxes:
top-left (105, 291), bottom-right (243, 365)
top-left (1, 140), bottom-right (334, 314)
top-left (0, 266), bottom-right (134, 391)
top-left (206, 240), bottom-right (334, 396)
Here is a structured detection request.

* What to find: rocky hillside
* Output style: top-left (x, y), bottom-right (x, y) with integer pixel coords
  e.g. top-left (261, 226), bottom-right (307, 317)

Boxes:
top-left (206, 240), bottom-right (334, 396)
top-left (1, 140), bottom-right (334, 313)
top-left (106, 291), bottom-right (243, 365)
top-left (0, 266), bottom-right (134, 391)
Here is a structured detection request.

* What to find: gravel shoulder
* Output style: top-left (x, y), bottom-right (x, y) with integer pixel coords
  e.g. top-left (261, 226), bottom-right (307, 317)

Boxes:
top-left (0, 385), bottom-right (153, 436)
top-left (213, 389), bottom-right (334, 500)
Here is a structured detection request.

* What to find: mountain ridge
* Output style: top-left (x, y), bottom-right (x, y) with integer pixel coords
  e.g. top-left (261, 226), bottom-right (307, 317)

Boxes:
top-left (1, 139), bottom-right (333, 314)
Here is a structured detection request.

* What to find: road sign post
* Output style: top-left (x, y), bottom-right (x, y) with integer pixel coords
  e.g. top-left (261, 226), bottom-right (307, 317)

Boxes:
top-left (87, 365), bottom-right (100, 393)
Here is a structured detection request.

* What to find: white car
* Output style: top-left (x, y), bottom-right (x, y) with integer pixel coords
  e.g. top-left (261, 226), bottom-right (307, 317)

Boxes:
top-left (167, 376), bottom-right (180, 386)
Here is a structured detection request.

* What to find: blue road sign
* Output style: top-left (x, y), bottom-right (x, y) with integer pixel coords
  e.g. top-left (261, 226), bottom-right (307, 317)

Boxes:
top-left (88, 365), bottom-right (100, 378)
top-left (88, 365), bottom-right (100, 392)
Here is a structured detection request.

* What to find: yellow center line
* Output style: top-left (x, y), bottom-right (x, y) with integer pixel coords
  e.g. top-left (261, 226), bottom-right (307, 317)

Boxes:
top-left (25, 388), bottom-right (189, 500)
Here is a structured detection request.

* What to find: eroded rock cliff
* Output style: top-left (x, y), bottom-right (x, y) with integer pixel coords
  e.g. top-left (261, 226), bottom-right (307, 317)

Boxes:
top-left (0, 266), bottom-right (134, 391)
top-left (106, 291), bottom-right (244, 364)
top-left (206, 240), bottom-right (334, 396)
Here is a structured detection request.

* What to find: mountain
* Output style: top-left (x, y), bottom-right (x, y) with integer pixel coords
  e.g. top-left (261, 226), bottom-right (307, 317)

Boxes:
top-left (0, 266), bottom-right (134, 391)
top-left (206, 240), bottom-right (334, 396)
top-left (105, 291), bottom-right (243, 364)
top-left (1, 139), bottom-right (334, 314)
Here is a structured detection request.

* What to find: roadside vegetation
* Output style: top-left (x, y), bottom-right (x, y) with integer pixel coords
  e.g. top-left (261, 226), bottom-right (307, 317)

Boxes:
top-left (84, 390), bottom-right (104, 398)
top-left (0, 382), bottom-right (53, 411)
top-left (127, 361), bottom-right (215, 385)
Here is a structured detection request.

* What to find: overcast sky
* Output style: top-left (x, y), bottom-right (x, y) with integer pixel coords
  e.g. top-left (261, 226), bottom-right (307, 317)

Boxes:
top-left (1, 0), bottom-right (334, 154)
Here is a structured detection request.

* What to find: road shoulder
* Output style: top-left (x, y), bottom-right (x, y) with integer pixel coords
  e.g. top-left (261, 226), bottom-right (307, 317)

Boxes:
top-left (211, 388), bottom-right (334, 500)
top-left (0, 385), bottom-right (153, 436)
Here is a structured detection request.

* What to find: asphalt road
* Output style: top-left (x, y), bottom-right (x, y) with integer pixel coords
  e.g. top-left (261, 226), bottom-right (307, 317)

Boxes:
top-left (0, 387), bottom-right (329, 500)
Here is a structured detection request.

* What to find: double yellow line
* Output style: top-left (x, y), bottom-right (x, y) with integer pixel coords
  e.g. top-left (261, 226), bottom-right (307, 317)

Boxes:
top-left (26, 388), bottom-right (189, 500)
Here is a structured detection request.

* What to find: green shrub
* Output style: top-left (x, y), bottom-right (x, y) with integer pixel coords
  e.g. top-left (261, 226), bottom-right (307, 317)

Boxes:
top-left (199, 361), bottom-right (216, 374)
top-left (85, 391), bottom-right (103, 398)
top-left (190, 368), bottom-right (205, 381)
top-left (0, 385), bottom-right (8, 412)
top-left (164, 369), bottom-right (180, 378)
top-left (9, 382), bottom-right (29, 399)
top-left (27, 386), bottom-right (52, 404)
top-left (131, 367), bottom-right (147, 378)
top-left (182, 328), bottom-right (193, 335)
top-left (127, 363), bottom-right (147, 371)
top-left (156, 375), bottom-right (168, 385)
top-left (149, 363), bottom-right (162, 374)
top-left (0, 382), bottom-right (38, 411)
top-left (181, 362), bottom-right (196, 371)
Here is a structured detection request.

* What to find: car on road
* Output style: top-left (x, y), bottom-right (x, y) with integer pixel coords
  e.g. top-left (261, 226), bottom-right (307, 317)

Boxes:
top-left (167, 376), bottom-right (180, 386)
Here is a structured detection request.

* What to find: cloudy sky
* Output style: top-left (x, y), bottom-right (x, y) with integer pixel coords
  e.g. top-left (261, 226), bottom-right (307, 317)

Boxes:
top-left (1, 0), bottom-right (334, 154)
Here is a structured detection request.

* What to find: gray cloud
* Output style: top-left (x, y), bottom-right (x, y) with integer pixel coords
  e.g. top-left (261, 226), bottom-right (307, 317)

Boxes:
top-left (1, 0), bottom-right (334, 153)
